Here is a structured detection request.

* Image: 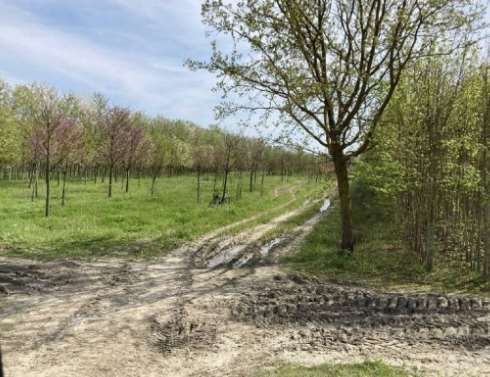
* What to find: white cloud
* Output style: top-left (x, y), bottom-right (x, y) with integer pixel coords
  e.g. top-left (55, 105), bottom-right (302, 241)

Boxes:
top-left (0, 1), bottom-right (218, 123)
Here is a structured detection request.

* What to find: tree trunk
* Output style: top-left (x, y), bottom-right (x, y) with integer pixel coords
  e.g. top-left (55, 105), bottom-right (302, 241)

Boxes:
top-left (34, 173), bottom-right (38, 199)
top-left (331, 148), bottom-right (354, 252)
top-left (249, 166), bottom-right (254, 192)
top-left (151, 175), bottom-right (157, 196)
top-left (30, 163), bottom-right (38, 201)
top-left (61, 168), bottom-right (67, 207)
top-left (221, 168), bottom-right (229, 204)
top-left (236, 171), bottom-right (243, 200)
top-left (108, 163), bottom-right (113, 198)
top-left (31, 174), bottom-right (36, 202)
top-left (213, 168), bottom-right (218, 193)
top-left (27, 163), bottom-right (34, 189)
top-left (125, 166), bottom-right (130, 193)
top-left (260, 169), bottom-right (265, 196)
top-left (151, 166), bottom-right (159, 197)
top-left (221, 149), bottom-right (231, 204)
top-left (196, 166), bottom-right (201, 203)
top-left (45, 155), bottom-right (50, 217)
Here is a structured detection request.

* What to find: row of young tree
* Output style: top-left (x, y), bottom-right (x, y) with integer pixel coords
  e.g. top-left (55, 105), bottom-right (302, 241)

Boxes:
top-left (356, 52), bottom-right (489, 279)
top-left (0, 81), bottom-right (324, 216)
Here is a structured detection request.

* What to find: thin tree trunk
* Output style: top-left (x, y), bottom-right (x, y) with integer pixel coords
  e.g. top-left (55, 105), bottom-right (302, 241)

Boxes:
top-left (221, 149), bottom-right (231, 204)
top-left (260, 169), bottom-right (265, 196)
top-left (45, 154), bottom-right (50, 217)
top-left (27, 163), bottom-right (34, 189)
top-left (236, 171), bottom-right (243, 200)
top-left (31, 165), bottom-right (37, 202)
top-left (35, 172), bottom-right (38, 199)
top-left (151, 166), bottom-right (159, 197)
top-left (249, 166), bottom-right (254, 192)
top-left (213, 168), bottom-right (218, 193)
top-left (125, 166), bottom-right (130, 193)
top-left (108, 163), bottom-right (113, 198)
top-left (221, 168), bottom-right (229, 204)
top-left (196, 166), bottom-right (201, 203)
top-left (61, 168), bottom-right (67, 207)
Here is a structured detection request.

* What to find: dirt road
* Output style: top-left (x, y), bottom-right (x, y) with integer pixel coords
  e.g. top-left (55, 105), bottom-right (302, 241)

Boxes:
top-left (0, 199), bottom-right (489, 377)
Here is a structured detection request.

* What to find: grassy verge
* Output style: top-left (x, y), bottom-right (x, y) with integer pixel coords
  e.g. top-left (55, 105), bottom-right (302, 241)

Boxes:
top-left (0, 175), bottom-right (323, 260)
top-left (284, 182), bottom-right (490, 294)
top-left (255, 361), bottom-right (419, 377)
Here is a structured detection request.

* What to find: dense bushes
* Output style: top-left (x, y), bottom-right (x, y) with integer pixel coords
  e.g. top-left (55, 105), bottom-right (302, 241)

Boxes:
top-left (354, 53), bottom-right (489, 279)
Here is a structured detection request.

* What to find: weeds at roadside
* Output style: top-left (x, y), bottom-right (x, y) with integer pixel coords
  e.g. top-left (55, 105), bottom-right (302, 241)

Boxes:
top-left (254, 361), bottom-right (422, 377)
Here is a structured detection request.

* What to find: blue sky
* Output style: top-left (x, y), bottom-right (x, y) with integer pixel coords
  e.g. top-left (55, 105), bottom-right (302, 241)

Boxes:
top-left (0, 1), bottom-right (488, 131)
top-left (0, 0), bottom-right (219, 126)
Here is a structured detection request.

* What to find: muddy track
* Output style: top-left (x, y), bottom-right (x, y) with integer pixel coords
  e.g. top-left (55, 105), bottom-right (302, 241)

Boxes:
top-left (0, 197), bottom-right (489, 377)
top-left (189, 196), bottom-right (326, 270)
top-left (232, 278), bottom-right (490, 350)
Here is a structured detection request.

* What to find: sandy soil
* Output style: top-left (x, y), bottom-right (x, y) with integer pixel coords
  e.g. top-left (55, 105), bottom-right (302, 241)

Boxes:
top-left (0, 199), bottom-right (489, 377)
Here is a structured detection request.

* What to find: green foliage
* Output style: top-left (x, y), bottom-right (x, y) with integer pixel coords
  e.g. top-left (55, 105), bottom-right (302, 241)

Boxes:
top-left (0, 111), bottom-right (20, 165)
top-left (0, 81), bottom-right (21, 165)
top-left (352, 53), bottom-right (489, 278)
top-left (353, 149), bottom-right (405, 200)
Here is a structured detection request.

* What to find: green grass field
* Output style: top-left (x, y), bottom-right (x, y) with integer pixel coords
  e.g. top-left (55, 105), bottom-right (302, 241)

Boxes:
top-left (284, 182), bottom-right (490, 294)
top-left (255, 361), bottom-right (418, 377)
top-left (0, 174), bottom-right (325, 259)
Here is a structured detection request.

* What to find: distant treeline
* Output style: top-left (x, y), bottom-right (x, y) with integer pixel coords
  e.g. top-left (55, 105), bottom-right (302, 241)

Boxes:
top-left (0, 82), bottom-right (328, 216)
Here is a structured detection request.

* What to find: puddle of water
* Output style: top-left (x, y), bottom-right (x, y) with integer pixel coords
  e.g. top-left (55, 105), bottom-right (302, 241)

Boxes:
top-left (259, 238), bottom-right (284, 258)
top-left (233, 254), bottom-right (254, 268)
top-left (320, 198), bottom-right (331, 213)
top-left (209, 198), bottom-right (332, 269)
top-left (233, 237), bottom-right (286, 268)
top-left (207, 245), bottom-right (245, 269)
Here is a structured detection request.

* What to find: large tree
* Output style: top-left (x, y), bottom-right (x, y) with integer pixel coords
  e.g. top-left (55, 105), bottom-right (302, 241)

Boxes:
top-left (192, 0), bottom-right (481, 251)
